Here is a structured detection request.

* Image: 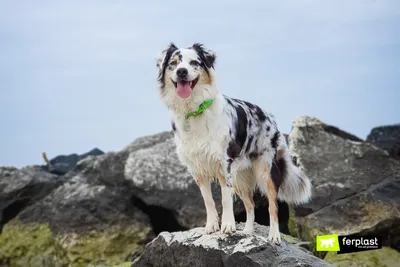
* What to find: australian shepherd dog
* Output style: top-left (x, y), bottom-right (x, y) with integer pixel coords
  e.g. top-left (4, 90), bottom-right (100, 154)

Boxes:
top-left (156, 43), bottom-right (311, 244)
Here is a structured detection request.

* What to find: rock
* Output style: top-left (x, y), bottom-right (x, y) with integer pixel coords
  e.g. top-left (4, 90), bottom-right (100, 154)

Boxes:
top-left (132, 223), bottom-right (331, 267)
top-left (0, 166), bottom-right (65, 233)
top-left (75, 131), bottom-right (174, 187)
top-left (47, 148), bottom-right (105, 175)
top-left (0, 133), bottom-right (177, 267)
top-left (0, 131), bottom-right (184, 266)
top-left (0, 132), bottom-right (176, 266)
top-left (8, 172), bottom-right (153, 267)
top-left (288, 116), bottom-right (400, 251)
top-left (124, 137), bottom-right (202, 229)
top-left (6, 120), bottom-right (400, 266)
top-left (296, 179), bottom-right (400, 250)
top-left (16, 176), bottom-right (151, 234)
top-left (324, 247), bottom-right (400, 267)
top-left (367, 124), bottom-right (400, 159)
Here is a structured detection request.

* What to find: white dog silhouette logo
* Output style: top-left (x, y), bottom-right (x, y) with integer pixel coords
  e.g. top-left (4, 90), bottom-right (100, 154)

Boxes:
top-left (320, 237), bottom-right (336, 248)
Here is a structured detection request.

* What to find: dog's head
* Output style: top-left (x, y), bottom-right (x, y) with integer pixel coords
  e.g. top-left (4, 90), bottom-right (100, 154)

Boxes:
top-left (156, 43), bottom-right (217, 110)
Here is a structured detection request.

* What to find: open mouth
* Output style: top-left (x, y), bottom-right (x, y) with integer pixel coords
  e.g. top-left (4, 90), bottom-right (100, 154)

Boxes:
top-left (172, 76), bottom-right (199, 90)
top-left (172, 77), bottom-right (199, 99)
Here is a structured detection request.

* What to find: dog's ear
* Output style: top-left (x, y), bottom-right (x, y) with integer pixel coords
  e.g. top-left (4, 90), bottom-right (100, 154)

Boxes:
top-left (156, 43), bottom-right (178, 69)
top-left (192, 43), bottom-right (216, 69)
top-left (204, 48), bottom-right (216, 68)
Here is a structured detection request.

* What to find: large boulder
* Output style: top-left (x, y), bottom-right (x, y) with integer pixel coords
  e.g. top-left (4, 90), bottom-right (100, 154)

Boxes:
top-left (132, 223), bottom-right (331, 267)
top-left (288, 116), bottom-right (400, 252)
top-left (1, 171), bottom-right (152, 267)
top-left (367, 124), bottom-right (400, 159)
top-left (0, 166), bottom-right (65, 233)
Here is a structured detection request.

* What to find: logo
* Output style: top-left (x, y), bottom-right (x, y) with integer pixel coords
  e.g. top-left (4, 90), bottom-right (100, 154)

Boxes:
top-left (316, 234), bottom-right (382, 254)
top-left (316, 234), bottom-right (340, 252)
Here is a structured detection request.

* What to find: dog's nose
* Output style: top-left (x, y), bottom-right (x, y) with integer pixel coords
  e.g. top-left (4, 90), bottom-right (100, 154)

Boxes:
top-left (176, 68), bottom-right (188, 78)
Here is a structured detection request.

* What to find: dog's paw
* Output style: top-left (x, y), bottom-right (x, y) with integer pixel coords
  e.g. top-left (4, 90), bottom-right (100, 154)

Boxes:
top-left (221, 221), bottom-right (236, 235)
top-left (267, 229), bottom-right (281, 245)
top-left (204, 220), bottom-right (220, 234)
top-left (242, 225), bottom-right (254, 234)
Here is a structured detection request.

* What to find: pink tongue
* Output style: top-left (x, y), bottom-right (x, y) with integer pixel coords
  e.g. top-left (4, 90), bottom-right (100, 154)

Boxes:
top-left (176, 81), bottom-right (192, 98)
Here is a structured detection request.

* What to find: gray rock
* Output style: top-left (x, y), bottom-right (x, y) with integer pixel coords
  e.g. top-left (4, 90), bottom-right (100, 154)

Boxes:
top-left (16, 176), bottom-right (151, 234)
top-left (124, 137), bottom-right (202, 228)
top-left (0, 166), bottom-right (64, 232)
top-left (288, 116), bottom-right (400, 251)
top-left (296, 179), bottom-right (400, 250)
top-left (288, 116), bottom-right (399, 215)
top-left (367, 123), bottom-right (400, 159)
top-left (12, 131), bottom-right (176, 235)
top-left (132, 223), bottom-right (332, 267)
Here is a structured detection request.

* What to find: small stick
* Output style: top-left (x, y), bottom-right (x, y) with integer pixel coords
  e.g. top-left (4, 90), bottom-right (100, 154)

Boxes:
top-left (42, 152), bottom-right (52, 168)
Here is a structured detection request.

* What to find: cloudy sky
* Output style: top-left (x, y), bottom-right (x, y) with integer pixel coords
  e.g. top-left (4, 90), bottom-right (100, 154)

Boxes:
top-left (1, 0), bottom-right (399, 167)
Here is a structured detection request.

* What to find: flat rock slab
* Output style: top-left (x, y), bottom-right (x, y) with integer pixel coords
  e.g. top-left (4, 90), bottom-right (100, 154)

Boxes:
top-left (132, 223), bottom-right (331, 267)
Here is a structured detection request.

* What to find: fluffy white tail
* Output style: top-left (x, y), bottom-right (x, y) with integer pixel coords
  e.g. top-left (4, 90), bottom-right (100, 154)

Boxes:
top-left (273, 140), bottom-right (312, 205)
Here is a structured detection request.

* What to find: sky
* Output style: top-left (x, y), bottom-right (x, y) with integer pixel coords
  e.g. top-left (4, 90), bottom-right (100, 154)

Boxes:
top-left (0, 0), bottom-right (399, 168)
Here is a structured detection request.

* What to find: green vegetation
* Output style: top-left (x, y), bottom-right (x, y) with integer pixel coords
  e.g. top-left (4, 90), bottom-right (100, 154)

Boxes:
top-left (0, 221), bottom-right (150, 267)
top-left (324, 247), bottom-right (400, 267)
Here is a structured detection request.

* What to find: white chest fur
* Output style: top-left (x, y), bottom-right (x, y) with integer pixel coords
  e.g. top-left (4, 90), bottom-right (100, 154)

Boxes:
top-left (172, 99), bottom-right (229, 179)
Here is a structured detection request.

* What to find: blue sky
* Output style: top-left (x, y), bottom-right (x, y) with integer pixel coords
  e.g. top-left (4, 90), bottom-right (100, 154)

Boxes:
top-left (1, 0), bottom-right (399, 168)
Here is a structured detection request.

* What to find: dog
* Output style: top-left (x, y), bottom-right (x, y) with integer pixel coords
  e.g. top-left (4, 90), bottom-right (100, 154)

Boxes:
top-left (156, 43), bottom-right (312, 244)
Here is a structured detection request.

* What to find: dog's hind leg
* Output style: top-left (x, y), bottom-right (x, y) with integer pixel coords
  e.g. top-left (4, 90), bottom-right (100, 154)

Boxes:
top-left (196, 176), bottom-right (220, 234)
top-left (254, 159), bottom-right (282, 245)
top-left (233, 171), bottom-right (256, 234)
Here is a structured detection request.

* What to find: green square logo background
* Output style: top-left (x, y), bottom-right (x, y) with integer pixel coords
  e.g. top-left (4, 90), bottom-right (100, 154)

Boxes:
top-left (316, 234), bottom-right (340, 252)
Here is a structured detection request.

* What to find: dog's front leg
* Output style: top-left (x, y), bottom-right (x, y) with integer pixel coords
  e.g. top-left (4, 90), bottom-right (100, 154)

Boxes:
top-left (220, 184), bottom-right (236, 234)
top-left (196, 176), bottom-right (220, 234)
top-left (218, 162), bottom-right (236, 235)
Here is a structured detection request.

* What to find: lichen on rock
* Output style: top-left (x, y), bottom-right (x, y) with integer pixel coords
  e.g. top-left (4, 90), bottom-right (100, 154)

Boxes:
top-left (58, 224), bottom-right (151, 267)
top-left (0, 222), bottom-right (68, 267)
top-left (324, 247), bottom-right (400, 267)
top-left (0, 221), bottom-right (151, 267)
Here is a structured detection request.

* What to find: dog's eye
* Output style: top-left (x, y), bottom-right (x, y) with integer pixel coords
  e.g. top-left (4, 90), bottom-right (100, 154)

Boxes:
top-left (169, 61), bottom-right (177, 66)
top-left (190, 61), bottom-right (199, 66)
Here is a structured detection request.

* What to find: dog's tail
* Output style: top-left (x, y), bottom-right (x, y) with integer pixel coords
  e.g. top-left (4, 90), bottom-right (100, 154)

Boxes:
top-left (272, 135), bottom-right (312, 205)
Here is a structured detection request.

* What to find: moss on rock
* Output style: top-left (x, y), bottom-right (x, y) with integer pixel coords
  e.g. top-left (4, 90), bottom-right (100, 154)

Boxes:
top-left (0, 222), bottom-right (68, 267)
top-left (58, 225), bottom-right (150, 267)
top-left (287, 205), bottom-right (298, 237)
top-left (324, 247), bottom-right (400, 267)
top-left (0, 221), bottom-right (151, 267)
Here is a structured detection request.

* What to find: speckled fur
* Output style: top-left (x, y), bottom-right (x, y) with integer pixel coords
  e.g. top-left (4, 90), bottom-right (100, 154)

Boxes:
top-left (156, 43), bottom-right (312, 244)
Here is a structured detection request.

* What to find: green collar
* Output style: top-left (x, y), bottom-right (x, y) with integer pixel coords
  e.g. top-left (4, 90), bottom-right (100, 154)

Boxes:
top-left (185, 98), bottom-right (215, 119)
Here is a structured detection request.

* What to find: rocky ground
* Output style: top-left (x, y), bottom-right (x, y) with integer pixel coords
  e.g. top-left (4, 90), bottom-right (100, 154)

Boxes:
top-left (0, 116), bottom-right (399, 267)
